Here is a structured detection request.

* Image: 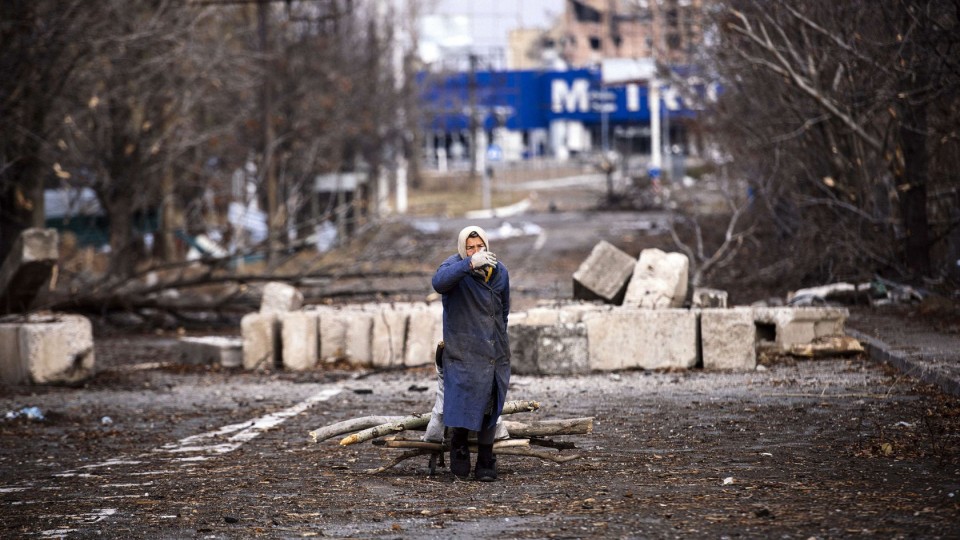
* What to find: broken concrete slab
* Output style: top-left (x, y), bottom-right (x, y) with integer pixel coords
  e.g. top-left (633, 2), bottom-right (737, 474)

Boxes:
top-left (700, 307), bottom-right (756, 370)
top-left (0, 314), bottom-right (95, 384)
top-left (753, 306), bottom-right (849, 351)
top-left (0, 228), bottom-right (59, 314)
top-left (280, 311), bottom-right (319, 370)
top-left (572, 240), bottom-right (636, 304)
top-left (178, 336), bottom-right (243, 367)
top-left (508, 323), bottom-right (589, 375)
top-left (622, 248), bottom-right (689, 309)
top-left (241, 312), bottom-right (279, 370)
top-left (259, 282), bottom-right (303, 315)
top-left (583, 309), bottom-right (698, 371)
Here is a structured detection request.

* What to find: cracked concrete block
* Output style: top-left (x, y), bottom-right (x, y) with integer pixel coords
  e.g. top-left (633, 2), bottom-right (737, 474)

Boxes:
top-left (753, 307), bottom-right (849, 350)
top-left (622, 249), bottom-right (689, 309)
top-left (404, 303), bottom-right (442, 367)
top-left (700, 307), bottom-right (756, 370)
top-left (0, 314), bottom-right (95, 384)
top-left (281, 311), bottom-right (319, 370)
top-left (572, 240), bottom-right (636, 304)
top-left (584, 309), bottom-right (697, 371)
top-left (372, 304), bottom-right (411, 368)
top-left (242, 312), bottom-right (279, 370)
top-left (178, 336), bottom-right (243, 368)
top-left (259, 282), bottom-right (303, 315)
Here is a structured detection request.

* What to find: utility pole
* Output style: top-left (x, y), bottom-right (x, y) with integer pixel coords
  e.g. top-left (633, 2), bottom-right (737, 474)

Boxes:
top-left (468, 53), bottom-right (479, 183)
top-left (258, 1), bottom-right (279, 263)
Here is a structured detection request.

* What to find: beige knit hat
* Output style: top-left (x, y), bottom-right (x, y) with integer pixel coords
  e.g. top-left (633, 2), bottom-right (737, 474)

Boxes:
top-left (457, 225), bottom-right (489, 259)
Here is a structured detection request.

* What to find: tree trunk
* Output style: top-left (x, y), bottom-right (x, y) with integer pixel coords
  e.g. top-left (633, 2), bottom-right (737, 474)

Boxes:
top-left (106, 192), bottom-right (138, 279)
top-left (897, 99), bottom-right (931, 278)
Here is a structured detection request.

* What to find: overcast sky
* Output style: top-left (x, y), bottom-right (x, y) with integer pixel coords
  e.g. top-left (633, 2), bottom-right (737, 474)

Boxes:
top-left (422, 0), bottom-right (564, 50)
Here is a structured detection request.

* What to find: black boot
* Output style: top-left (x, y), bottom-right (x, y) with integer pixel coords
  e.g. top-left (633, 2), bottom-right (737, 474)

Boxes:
top-left (475, 443), bottom-right (497, 482)
top-left (449, 428), bottom-right (470, 479)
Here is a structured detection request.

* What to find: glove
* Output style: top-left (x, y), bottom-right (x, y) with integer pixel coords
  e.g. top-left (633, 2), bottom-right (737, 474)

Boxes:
top-left (470, 250), bottom-right (497, 269)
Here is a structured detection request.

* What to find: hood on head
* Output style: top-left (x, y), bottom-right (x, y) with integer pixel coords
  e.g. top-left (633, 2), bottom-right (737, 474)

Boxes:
top-left (457, 225), bottom-right (489, 259)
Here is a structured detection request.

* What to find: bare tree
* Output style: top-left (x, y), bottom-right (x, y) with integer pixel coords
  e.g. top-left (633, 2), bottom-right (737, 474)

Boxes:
top-left (704, 0), bottom-right (960, 286)
top-left (0, 1), bottom-right (101, 261)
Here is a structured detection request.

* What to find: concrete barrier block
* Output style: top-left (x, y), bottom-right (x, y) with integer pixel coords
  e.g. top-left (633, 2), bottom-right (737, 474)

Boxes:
top-left (15, 314), bottom-right (95, 384)
top-left (572, 240), bottom-right (636, 304)
top-left (584, 309), bottom-right (697, 370)
top-left (344, 308), bottom-right (374, 366)
top-left (371, 305), bottom-right (411, 368)
top-left (0, 323), bottom-right (26, 384)
top-left (316, 307), bottom-right (349, 362)
top-left (509, 324), bottom-right (589, 375)
top-left (623, 249), bottom-right (689, 309)
top-left (259, 282), bottom-right (303, 314)
top-left (508, 324), bottom-right (540, 374)
top-left (242, 312), bottom-right (278, 370)
top-left (281, 311), bottom-right (319, 370)
top-left (700, 307), bottom-right (756, 370)
top-left (178, 336), bottom-right (243, 367)
top-left (404, 303), bottom-right (442, 367)
top-left (0, 228), bottom-right (59, 314)
top-left (753, 306), bottom-right (849, 350)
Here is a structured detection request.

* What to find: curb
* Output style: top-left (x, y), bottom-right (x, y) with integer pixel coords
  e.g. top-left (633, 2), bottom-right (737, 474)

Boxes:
top-left (847, 328), bottom-right (960, 397)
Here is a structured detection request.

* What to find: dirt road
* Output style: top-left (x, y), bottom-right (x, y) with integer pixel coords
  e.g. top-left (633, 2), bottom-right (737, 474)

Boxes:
top-left (1, 334), bottom-right (958, 538)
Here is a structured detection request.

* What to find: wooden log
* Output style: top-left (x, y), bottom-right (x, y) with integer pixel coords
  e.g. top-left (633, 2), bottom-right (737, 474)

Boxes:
top-left (338, 400), bottom-right (540, 446)
top-left (502, 417), bottom-right (593, 437)
top-left (308, 416), bottom-right (404, 443)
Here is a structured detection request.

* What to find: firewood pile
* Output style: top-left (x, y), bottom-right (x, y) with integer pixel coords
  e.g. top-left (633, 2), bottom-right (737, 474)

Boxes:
top-left (309, 400), bottom-right (593, 474)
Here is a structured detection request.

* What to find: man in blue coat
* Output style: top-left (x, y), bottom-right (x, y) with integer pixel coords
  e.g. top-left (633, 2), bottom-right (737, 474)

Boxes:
top-left (432, 225), bottom-right (511, 481)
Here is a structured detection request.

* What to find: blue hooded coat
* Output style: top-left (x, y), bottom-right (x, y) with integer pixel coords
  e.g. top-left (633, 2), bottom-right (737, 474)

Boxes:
top-left (431, 228), bottom-right (511, 432)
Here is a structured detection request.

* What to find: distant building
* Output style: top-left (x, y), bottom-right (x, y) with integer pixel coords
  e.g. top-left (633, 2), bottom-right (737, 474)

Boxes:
top-left (418, 0), bottom-right (712, 179)
top-left (559, 0), bottom-right (705, 67)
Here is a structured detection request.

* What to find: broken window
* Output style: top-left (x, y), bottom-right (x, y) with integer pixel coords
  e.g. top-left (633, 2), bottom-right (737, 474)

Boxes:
top-left (572, 1), bottom-right (602, 23)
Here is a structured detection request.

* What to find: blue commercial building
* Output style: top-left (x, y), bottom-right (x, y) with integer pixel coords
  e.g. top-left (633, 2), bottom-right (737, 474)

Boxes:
top-left (417, 67), bottom-right (712, 168)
